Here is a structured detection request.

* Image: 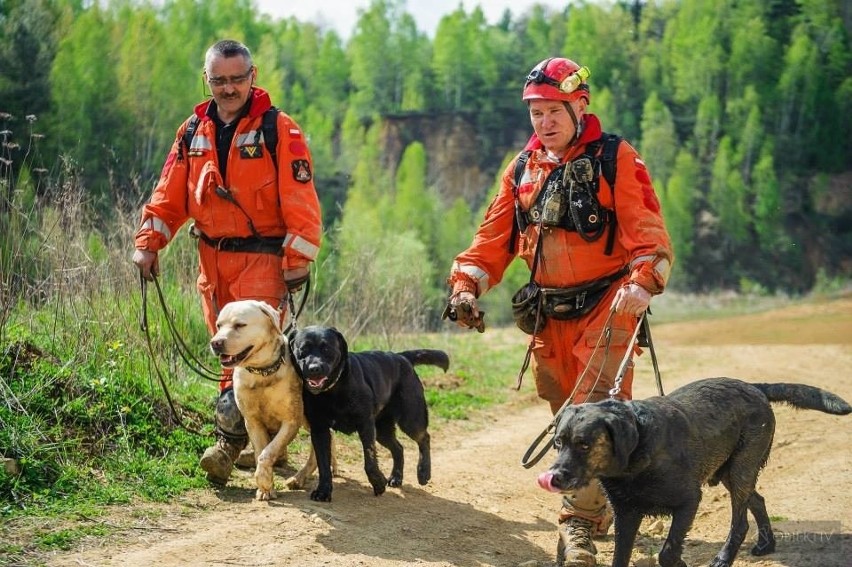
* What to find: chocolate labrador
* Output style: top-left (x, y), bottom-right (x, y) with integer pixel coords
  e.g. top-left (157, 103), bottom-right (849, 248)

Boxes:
top-left (538, 377), bottom-right (851, 567)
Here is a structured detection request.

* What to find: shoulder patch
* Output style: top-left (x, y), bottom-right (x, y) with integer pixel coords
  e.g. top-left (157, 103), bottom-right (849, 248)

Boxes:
top-left (291, 159), bottom-right (312, 183)
top-left (641, 185), bottom-right (661, 213)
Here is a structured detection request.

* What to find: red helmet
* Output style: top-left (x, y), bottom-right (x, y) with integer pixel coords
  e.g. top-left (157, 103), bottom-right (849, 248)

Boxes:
top-left (522, 57), bottom-right (590, 103)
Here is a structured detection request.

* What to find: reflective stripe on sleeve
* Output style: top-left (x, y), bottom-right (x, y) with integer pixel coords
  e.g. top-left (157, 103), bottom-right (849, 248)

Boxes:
top-left (141, 217), bottom-right (172, 241)
top-left (283, 234), bottom-right (319, 261)
top-left (629, 254), bottom-right (656, 270)
top-left (456, 262), bottom-right (491, 294)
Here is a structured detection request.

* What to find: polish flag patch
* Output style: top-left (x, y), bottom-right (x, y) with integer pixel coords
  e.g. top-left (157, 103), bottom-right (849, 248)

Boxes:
top-left (289, 128), bottom-right (302, 138)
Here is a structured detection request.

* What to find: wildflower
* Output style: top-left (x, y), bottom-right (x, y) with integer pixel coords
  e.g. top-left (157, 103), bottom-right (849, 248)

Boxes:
top-left (26, 114), bottom-right (37, 123)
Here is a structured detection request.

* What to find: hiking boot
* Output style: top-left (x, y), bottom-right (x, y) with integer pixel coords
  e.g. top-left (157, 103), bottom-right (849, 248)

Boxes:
top-left (234, 446), bottom-right (290, 470)
top-left (234, 447), bottom-right (256, 469)
top-left (199, 438), bottom-right (242, 486)
top-left (556, 517), bottom-right (598, 567)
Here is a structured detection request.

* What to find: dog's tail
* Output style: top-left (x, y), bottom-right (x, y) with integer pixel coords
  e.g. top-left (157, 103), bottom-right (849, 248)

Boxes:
top-left (398, 350), bottom-right (450, 372)
top-left (753, 383), bottom-right (852, 415)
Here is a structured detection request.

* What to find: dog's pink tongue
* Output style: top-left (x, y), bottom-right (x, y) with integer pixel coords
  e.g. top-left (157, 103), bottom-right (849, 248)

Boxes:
top-left (537, 472), bottom-right (560, 493)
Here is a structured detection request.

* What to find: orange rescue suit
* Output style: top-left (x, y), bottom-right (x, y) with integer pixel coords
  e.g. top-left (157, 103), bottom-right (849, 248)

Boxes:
top-left (135, 88), bottom-right (322, 390)
top-left (449, 114), bottom-right (673, 410)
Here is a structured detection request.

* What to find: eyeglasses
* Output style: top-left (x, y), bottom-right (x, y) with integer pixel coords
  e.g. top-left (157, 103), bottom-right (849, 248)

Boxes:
top-left (206, 68), bottom-right (253, 88)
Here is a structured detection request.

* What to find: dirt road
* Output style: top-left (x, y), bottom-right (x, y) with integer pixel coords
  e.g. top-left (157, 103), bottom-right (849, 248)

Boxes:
top-left (47, 299), bottom-right (852, 566)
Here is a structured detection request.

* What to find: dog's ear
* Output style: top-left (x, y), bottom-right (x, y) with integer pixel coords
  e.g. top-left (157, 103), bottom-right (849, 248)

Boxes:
top-left (330, 327), bottom-right (348, 365)
top-left (602, 404), bottom-right (639, 471)
top-left (255, 301), bottom-right (282, 334)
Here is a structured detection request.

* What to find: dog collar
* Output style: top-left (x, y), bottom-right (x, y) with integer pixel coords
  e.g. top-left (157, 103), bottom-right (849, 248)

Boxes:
top-left (245, 345), bottom-right (287, 376)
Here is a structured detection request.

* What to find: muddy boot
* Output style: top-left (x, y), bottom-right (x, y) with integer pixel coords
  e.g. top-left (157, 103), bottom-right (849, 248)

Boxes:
top-left (201, 388), bottom-right (248, 485)
top-left (556, 517), bottom-right (598, 567)
top-left (234, 447), bottom-right (256, 469)
top-left (199, 437), bottom-right (242, 486)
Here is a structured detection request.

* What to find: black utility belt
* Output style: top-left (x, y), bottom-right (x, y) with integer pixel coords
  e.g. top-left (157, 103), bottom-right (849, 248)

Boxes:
top-left (511, 266), bottom-right (629, 334)
top-left (539, 268), bottom-right (625, 320)
top-left (191, 226), bottom-right (285, 255)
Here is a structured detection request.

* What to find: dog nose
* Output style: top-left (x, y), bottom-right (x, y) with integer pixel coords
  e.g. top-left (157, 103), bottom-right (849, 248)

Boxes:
top-left (210, 338), bottom-right (224, 353)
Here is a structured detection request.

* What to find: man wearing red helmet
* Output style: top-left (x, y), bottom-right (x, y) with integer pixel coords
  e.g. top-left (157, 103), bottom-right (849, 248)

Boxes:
top-left (444, 57), bottom-right (673, 566)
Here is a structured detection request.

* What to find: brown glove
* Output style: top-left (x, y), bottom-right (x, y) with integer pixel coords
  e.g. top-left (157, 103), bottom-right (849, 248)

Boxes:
top-left (441, 292), bottom-right (485, 333)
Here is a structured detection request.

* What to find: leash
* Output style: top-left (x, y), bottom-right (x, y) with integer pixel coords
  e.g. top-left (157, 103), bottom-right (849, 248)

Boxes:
top-left (282, 276), bottom-right (310, 336)
top-left (643, 314), bottom-right (664, 396)
top-left (139, 274), bottom-right (208, 435)
top-left (141, 274), bottom-right (221, 381)
top-left (520, 307), bottom-right (618, 468)
top-left (520, 308), bottom-right (664, 469)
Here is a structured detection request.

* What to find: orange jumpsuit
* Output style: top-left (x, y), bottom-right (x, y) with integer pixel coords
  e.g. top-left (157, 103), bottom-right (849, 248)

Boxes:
top-left (135, 88), bottom-right (322, 390)
top-left (448, 113), bottom-right (673, 528)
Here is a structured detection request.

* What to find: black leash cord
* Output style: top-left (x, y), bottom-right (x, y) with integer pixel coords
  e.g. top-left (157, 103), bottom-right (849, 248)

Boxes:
top-left (140, 274), bottom-right (206, 436)
top-left (149, 274), bottom-right (221, 381)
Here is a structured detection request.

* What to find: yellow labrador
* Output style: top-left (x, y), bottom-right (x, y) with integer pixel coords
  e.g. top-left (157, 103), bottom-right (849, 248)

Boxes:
top-left (210, 299), bottom-right (320, 501)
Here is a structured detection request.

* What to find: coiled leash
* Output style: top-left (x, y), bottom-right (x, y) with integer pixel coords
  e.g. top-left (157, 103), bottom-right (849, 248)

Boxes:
top-left (520, 309), bottom-right (663, 469)
top-left (139, 273), bottom-right (218, 435)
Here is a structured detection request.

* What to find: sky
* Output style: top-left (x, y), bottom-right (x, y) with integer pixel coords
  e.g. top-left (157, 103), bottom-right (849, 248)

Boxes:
top-left (253, 0), bottom-right (565, 39)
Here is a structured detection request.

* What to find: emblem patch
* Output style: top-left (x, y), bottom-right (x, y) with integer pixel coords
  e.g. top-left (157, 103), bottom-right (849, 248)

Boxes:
top-left (239, 145), bottom-right (264, 159)
top-left (291, 159), bottom-right (312, 183)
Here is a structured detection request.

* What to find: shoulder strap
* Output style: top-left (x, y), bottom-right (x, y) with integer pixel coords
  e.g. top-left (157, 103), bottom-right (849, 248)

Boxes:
top-left (181, 114), bottom-right (200, 156)
top-left (508, 150), bottom-right (533, 254)
top-left (598, 132), bottom-right (622, 255)
top-left (512, 150), bottom-right (532, 195)
top-left (599, 132), bottom-right (621, 189)
top-left (261, 106), bottom-right (280, 169)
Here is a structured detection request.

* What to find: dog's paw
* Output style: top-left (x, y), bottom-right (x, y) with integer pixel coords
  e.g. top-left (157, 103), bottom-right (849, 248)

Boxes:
top-left (372, 482), bottom-right (387, 496)
top-left (284, 474), bottom-right (306, 490)
top-left (310, 488), bottom-right (332, 502)
top-left (255, 488), bottom-right (277, 501)
top-left (387, 472), bottom-right (403, 488)
top-left (416, 462), bottom-right (430, 485)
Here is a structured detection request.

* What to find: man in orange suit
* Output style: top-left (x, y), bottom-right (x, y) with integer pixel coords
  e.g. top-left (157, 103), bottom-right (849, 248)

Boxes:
top-left (133, 39), bottom-right (322, 486)
top-left (445, 57), bottom-right (673, 566)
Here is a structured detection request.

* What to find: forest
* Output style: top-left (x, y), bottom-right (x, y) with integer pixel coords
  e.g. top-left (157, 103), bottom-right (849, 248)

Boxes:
top-left (1, 0), bottom-right (851, 330)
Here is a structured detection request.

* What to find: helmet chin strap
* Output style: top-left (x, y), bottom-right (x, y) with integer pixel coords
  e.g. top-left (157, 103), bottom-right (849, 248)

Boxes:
top-left (565, 102), bottom-right (584, 147)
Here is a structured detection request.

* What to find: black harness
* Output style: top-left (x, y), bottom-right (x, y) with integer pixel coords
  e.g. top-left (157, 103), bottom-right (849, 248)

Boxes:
top-left (509, 133), bottom-right (622, 255)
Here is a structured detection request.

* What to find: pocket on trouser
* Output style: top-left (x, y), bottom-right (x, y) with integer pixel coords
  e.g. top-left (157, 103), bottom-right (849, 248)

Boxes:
top-left (531, 339), bottom-right (566, 404)
top-left (576, 325), bottom-right (634, 401)
top-left (223, 252), bottom-right (288, 310)
top-left (196, 274), bottom-right (219, 334)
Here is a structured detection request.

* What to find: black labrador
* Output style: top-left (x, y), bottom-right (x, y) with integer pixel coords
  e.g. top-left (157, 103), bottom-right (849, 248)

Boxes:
top-left (538, 377), bottom-right (851, 567)
top-left (289, 325), bottom-right (450, 502)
